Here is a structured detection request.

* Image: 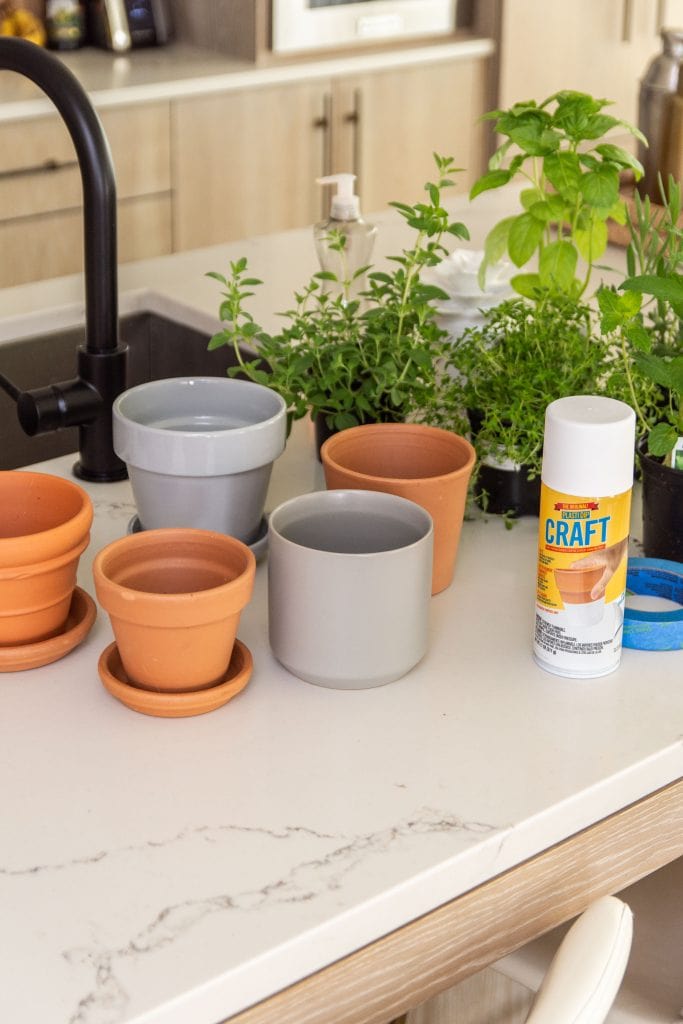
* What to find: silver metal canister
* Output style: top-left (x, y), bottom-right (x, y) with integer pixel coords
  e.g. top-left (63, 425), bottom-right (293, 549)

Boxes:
top-left (638, 28), bottom-right (683, 201)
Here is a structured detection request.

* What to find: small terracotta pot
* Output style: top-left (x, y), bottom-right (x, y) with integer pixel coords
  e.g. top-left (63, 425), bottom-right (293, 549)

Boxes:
top-left (0, 472), bottom-right (93, 645)
top-left (321, 423), bottom-right (476, 594)
top-left (93, 528), bottom-right (256, 692)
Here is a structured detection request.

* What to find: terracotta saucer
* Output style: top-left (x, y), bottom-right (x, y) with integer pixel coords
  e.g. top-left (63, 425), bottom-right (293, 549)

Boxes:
top-left (0, 587), bottom-right (97, 673)
top-left (127, 514), bottom-right (269, 561)
top-left (98, 638), bottom-right (253, 717)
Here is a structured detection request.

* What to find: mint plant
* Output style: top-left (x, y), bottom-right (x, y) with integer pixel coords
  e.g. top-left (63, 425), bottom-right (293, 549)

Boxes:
top-left (471, 90), bottom-right (645, 299)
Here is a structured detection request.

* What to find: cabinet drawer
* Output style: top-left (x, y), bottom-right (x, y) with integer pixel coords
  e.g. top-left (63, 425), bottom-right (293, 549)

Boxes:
top-left (0, 194), bottom-right (172, 288)
top-left (0, 102), bottom-right (171, 219)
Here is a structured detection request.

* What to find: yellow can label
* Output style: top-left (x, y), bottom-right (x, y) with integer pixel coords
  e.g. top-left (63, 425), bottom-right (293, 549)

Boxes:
top-left (534, 484), bottom-right (632, 677)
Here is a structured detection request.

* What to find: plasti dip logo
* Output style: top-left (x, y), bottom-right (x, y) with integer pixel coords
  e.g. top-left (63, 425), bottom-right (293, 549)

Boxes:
top-left (545, 500), bottom-right (611, 550)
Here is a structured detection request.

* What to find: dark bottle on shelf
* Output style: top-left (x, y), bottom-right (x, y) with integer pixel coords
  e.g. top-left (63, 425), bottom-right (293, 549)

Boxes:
top-left (45, 0), bottom-right (85, 50)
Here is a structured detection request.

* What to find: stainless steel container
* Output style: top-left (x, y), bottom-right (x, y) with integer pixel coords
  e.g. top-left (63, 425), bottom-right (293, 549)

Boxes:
top-left (638, 28), bottom-right (683, 201)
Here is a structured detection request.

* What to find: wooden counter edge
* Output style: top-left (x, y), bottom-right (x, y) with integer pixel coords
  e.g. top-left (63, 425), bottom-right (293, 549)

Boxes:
top-left (228, 777), bottom-right (683, 1024)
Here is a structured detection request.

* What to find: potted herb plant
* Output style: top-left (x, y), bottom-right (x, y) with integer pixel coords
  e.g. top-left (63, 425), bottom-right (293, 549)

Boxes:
top-left (206, 154), bottom-right (470, 451)
top-left (598, 177), bottom-right (683, 560)
top-left (452, 294), bottom-right (609, 517)
top-left (453, 89), bottom-right (645, 517)
top-left (471, 89), bottom-right (645, 299)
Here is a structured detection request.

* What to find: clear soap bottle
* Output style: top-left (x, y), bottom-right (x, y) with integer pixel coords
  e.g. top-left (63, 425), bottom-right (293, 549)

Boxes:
top-left (314, 174), bottom-right (377, 303)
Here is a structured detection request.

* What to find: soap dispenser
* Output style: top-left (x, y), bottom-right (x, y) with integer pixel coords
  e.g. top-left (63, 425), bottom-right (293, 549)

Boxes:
top-left (314, 173), bottom-right (377, 302)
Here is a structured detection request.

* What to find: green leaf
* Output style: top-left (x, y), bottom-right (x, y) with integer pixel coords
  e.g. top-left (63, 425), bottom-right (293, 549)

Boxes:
top-left (488, 139), bottom-right (512, 170)
top-left (608, 199), bottom-right (628, 225)
top-left (624, 321), bottom-right (652, 352)
top-left (504, 112), bottom-right (559, 155)
top-left (538, 240), bottom-right (578, 291)
top-left (579, 165), bottom-right (620, 208)
top-left (543, 152), bottom-right (581, 199)
top-left (520, 187), bottom-right (545, 210)
top-left (582, 113), bottom-right (620, 139)
top-left (447, 222), bottom-right (470, 239)
top-left (483, 216), bottom-right (516, 265)
top-left (622, 273), bottom-right (683, 305)
top-left (597, 287), bottom-right (641, 331)
top-left (669, 356), bottom-right (683, 394)
top-left (510, 272), bottom-right (542, 298)
top-left (648, 422), bottom-right (678, 457)
top-left (507, 213), bottom-right (544, 267)
top-left (208, 331), bottom-right (228, 350)
top-left (574, 216), bottom-right (608, 262)
top-left (633, 351), bottom-right (674, 389)
top-left (470, 169), bottom-right (512, 200)
top-left (206, 271), bottom-right (227, 284)
top-left (595, 143), bottom-right (644, 177)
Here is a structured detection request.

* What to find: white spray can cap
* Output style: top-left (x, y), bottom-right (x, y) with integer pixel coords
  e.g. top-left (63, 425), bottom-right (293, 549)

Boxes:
top-left (317, 173), bottom-right (360, 220)
top-left (541, 396), bottom-right (636, 497)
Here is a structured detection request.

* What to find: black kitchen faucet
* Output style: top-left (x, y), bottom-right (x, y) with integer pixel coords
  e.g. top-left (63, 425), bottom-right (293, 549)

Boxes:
top-left (0, 37), bottom-right (127, 481)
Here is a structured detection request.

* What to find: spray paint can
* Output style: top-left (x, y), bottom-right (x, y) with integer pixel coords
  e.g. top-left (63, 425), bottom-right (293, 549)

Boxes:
top-left (533, 396), bottom-right (636, 678)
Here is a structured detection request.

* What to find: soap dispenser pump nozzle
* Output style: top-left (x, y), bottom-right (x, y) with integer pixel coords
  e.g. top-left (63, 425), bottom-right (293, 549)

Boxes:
top-left (317, 173), bottom-right (361, 221)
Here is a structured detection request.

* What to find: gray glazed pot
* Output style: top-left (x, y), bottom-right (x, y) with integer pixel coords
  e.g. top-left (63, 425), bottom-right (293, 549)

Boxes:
top-left (113, 377), bottom-right (287, 542)
top-left (268, 489), bottom-right (433, 689)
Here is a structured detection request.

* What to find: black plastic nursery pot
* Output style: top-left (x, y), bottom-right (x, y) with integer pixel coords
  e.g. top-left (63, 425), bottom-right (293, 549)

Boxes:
top-left (467, 408), bottom-right (541, 518)
top-left (474, 462), bottom-right (541, 518)
top-left (638, 441), bottom-right (683, 562)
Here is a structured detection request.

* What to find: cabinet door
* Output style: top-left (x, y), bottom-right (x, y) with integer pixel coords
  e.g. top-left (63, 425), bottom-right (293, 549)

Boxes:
top-left (331, 57), bottom-right (490, 213)
top-left (0, 102), bottom-right (172, 287)
top-left (0, 196), bottom-right (172, 289)
top-left (171, 81), bottom-right (330, 250)
top-left (498, 0), bottom-right (683, 145)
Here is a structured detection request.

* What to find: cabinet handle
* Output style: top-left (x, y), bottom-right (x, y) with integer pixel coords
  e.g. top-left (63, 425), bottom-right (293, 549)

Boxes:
top-left (0, 157), bottom-right (79, 181)
top-left (621, 0), bottom-right (633, 41)
top-left (343, 88), bottom-right (362, 188)
top-left (313, 92), bottom-right (333, 180)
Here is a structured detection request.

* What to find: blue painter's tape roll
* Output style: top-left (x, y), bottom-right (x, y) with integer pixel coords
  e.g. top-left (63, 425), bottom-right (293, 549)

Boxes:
top-left (623, 558), bottom-right (683, 651)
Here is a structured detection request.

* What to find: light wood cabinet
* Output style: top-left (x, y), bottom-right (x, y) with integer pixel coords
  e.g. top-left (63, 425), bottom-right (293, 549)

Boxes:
top-left (0, 102), bottom-right (172, 287)
top-left (171, 55), bottom-right (490, 250)
top-left (498, 0), bottom-right (683, 148)
top-left (171, 80), bottom-right (329, 250)
top-left (331, 57), bottom-right (488, 211)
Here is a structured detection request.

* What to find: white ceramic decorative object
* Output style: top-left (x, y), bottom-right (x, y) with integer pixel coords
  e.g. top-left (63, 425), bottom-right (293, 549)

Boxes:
top-left (422, 248), bottom-right (515, 339)
top-left (113, 377), bottom-right (287, 542)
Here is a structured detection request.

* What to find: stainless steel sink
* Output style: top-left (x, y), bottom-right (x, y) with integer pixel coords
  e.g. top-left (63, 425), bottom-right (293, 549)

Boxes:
top-left (0, 311), bottom-right (252, 470)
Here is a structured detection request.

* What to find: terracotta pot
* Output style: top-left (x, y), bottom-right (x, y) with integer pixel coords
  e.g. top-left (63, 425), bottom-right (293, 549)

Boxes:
top-left (0, 472), bottom-right (93, 645)
top-left (93, 528), bottom-right (256, 692)
top-left (321, 423), bottom-right (476, 594)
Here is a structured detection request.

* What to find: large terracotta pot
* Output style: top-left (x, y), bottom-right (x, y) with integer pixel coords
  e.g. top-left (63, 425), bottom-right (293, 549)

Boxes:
top-left (93, 528), bottom-right (256, 692)
top-left (0, 471), bottom-right (92, 645)
top-left (321, 423), bottom-right (476, 594)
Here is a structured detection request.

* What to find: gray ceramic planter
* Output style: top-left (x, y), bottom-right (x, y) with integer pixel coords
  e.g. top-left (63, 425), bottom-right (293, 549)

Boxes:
top-left (113, 377), bottom-right (287, 542)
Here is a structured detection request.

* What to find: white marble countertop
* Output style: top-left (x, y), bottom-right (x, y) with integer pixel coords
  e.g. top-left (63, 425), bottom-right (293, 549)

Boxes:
top-left (0, 36), bottom-right (494, 122)
top-left (0, 191), bottom-right (681, 1024)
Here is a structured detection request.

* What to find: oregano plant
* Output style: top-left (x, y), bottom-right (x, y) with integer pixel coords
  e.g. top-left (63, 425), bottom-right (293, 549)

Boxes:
top-left (471, 90), bottom-right (646, 299)
top-left (206, 154), bottom-right (470, 434)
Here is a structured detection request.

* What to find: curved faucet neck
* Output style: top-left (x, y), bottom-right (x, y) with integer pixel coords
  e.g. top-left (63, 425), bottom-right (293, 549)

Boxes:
top-left (0, 37), bottom-right (117, 355)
